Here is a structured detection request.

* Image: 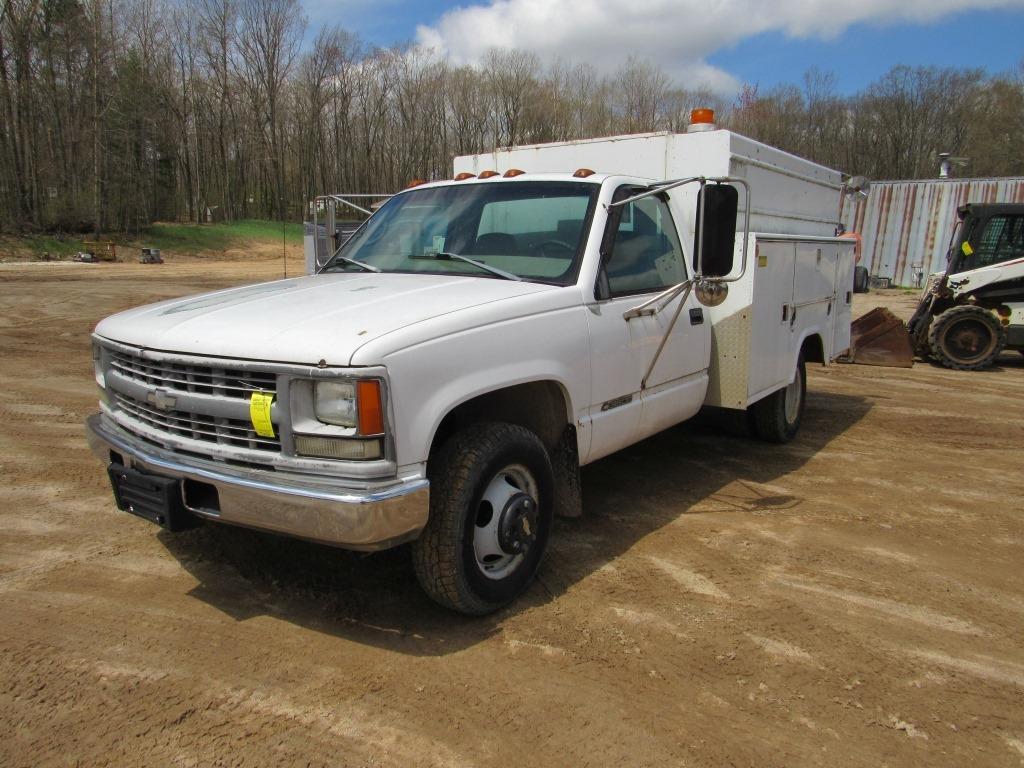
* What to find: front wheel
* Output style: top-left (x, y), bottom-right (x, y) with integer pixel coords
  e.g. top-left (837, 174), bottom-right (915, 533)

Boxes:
top-left (749, 354), bottom-right (806, 443)
top-left (412, 422), bottom-right (554, 615)
top-left (928, 305), bottom-right (1006, 370)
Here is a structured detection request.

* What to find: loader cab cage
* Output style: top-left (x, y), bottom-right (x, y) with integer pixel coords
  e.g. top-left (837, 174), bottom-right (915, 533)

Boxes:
top-left (951, 204), bottom-right (1024, 274)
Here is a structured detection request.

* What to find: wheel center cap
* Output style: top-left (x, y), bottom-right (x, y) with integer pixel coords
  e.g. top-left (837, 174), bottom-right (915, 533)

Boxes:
top-left (497, 492), bottom-right (538, 555)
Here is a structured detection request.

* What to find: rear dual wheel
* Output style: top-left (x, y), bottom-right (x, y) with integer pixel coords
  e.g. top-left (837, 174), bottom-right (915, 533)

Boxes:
top-left (412, 423), bottom-right (553, 615)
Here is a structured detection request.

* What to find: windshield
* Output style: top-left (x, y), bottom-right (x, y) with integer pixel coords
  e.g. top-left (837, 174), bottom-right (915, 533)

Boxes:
top-left (322, 181), bottom-right (599, 284)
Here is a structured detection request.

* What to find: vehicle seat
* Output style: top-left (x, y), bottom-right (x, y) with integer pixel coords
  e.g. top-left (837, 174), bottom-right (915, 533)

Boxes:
top-left (469, 232), bottom-right (519, 255)
top-left (607, 234), bottom-right (661, 290)
top-left (556, 219), bottom-right (584, 246)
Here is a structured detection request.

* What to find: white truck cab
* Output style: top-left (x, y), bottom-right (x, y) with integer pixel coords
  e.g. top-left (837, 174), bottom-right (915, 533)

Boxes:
top-left (87, 125), bottom-right (855, 614)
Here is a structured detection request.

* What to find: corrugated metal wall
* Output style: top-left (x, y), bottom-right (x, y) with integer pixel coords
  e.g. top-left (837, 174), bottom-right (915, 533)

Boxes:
top-left (841, 177), bottom-right (1024, 285)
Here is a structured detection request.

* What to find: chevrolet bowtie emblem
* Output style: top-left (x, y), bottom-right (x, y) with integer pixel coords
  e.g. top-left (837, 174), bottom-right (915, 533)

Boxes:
top-left (147, 388), bottom-right (177, 411)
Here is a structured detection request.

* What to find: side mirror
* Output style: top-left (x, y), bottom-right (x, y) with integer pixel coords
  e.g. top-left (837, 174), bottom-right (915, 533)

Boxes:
top-left (693, 184), bottom-right (738, 278)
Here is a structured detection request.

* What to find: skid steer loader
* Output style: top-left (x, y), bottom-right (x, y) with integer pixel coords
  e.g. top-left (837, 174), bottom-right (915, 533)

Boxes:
top-left (850, 203), bottom-right (1024, 370)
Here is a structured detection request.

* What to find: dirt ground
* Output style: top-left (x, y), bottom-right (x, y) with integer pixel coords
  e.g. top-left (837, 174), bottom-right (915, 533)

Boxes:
top-left (1, 260), bottom-right (1022, 767)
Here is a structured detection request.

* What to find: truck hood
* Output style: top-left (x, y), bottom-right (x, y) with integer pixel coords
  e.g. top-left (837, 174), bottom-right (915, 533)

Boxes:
top-left (94, 272), bottom-right (555, 366)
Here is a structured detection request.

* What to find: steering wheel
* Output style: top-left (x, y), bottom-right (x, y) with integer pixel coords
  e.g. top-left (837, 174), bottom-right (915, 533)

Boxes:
top-left (532, 239), bottom-right (575, 258)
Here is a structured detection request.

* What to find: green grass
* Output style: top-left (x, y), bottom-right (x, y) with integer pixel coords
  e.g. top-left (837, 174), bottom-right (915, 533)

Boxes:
top-left (0, 219), bottom-right (303, 261)
top-left (2, 233), bottom-right (89, 259)
top-left (140, 219), bottom-right (302, 253)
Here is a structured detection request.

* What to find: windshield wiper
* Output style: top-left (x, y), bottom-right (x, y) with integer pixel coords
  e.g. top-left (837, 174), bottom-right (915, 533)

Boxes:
top-left (321, 254), bottom-right (381, 273)
top-left (411, 251), bottom-right (522, 281)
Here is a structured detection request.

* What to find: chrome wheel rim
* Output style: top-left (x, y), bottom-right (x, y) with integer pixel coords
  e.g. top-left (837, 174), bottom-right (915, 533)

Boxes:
top-left (473, 464), bottom-right (538, 580)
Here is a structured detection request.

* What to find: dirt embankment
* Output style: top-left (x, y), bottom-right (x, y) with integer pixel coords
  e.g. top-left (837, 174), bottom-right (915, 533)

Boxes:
top-left (1, 267), bottom-right (1022, 767)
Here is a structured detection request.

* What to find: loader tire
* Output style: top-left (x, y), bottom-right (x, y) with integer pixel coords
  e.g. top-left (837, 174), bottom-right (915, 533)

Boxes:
top-left (411, 423), bottom-right (553, 616)
top-left (927, 305), bottom-right (1006, 371)
top-left (750, 354), bottom-right (806, 443)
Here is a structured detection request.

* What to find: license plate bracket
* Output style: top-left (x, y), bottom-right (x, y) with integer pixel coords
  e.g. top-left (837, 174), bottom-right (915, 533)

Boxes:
top-left (106, 463), bottom-right (201, 532)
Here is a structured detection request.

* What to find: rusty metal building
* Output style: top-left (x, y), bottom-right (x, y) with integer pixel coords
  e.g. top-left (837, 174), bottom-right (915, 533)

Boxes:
top-left (841, 177), bottom-right (1024, 286)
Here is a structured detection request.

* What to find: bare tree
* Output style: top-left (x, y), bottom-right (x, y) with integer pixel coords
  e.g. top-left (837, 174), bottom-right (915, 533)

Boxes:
top-left (3, 7), bottom-right (1023, 238)
top-left (236, 0), bottom-right (304, 219)
top-left (483, 48), bottom-right (540, 146)
top-left (613, 56), bottom-right (669, 133)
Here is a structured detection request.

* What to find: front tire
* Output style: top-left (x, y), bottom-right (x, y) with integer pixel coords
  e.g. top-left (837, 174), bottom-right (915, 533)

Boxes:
top-left (928, 305), bottom-right (1006, 370)
top-left (750, 354), bottom-right (806, 443)
top-left (412, 423), bottom-right (554, 615)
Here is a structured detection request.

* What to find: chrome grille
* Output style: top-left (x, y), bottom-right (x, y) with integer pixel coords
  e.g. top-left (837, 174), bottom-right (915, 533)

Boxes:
top-left (110, 350), bottom-right (276, 399)
top-left (113, 392), bottom-right (280, 452)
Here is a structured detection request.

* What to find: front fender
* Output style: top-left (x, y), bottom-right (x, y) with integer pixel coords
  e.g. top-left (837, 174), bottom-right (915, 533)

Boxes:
top-left (379, 305), bottom-right (592, 469)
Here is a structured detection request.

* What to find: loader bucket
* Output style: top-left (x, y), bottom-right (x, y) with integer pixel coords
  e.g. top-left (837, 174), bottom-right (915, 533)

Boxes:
top-left (847, 307), bottom-right (915, 367)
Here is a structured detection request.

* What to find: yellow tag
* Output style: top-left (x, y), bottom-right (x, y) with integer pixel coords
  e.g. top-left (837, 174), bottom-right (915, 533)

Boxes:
top-left (249, 392), bottom-right (275, 438)
top-left (758, 254), bottom-right (768, 268)
top-left (961, 241), bottom-right (974, 256)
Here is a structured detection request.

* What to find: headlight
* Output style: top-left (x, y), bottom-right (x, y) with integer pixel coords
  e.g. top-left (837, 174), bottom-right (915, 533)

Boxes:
top-left (300, 378), bottom-right (387, 460)
top-left (314, 381), bottom-right (356, 427)
top-left (92, 342), bottom-right (105, 388)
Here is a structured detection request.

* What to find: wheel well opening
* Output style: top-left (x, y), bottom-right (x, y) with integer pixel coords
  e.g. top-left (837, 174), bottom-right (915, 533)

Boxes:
top-left (430, 381), bottom-right (570, 459)
top-left (801, 333), bottom-right (825, 364)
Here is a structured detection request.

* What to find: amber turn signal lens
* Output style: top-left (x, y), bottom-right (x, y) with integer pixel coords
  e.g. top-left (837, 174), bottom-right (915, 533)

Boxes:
top-left (573, 168), bottom-right (595, 178)
top-left (478, 170), bottom-right (499, 179)
top-left (454, 172), bottom-right (476, 181)
top-left (405, 178), bottom-right (427, 189)
top-left (503, 168), bottom-right (525, 177)
top-left (356, 380), bottom-right (385, 436)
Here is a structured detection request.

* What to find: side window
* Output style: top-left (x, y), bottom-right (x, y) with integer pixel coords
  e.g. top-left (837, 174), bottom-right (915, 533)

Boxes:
top-left (603, 192), bottom-right (687, 297)
top-left (967, 215), bottom-right (1024, 270)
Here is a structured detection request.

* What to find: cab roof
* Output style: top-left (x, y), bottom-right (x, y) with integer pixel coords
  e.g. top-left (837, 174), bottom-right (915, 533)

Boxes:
top-left (409, 171), bottom-right (641, 191)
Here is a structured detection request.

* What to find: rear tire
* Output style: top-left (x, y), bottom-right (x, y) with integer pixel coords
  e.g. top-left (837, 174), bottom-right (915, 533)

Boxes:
top-left (853, 266), bottom-right (870, 294)
top-left (927, 305), bottom-right (1006, 370)
top-left (412, 422), bottom-right (554, 615)
top-left (750, 354), bottom-right (806, 443)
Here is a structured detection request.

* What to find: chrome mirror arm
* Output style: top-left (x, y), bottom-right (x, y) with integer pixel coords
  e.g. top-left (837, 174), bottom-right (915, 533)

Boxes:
top-left (623, 280), bottom-right (693, 320)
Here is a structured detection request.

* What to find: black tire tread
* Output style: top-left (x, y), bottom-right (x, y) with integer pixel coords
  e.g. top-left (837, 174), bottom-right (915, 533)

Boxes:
top-left (927, 305), bottom-right (1006, 371)
top-left (411, 422), bottom-right (550, 615)
top-left (750, 356), bottom-right (806, 443)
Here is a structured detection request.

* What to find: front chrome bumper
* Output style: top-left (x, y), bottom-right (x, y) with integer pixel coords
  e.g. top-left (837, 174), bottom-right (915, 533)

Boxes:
top-left (85, 413), bottom-right (429, 551)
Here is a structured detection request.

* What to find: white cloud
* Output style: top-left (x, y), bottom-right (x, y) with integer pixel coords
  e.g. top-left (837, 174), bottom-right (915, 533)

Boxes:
top-left (415, 0), bottom-right (1024, 93)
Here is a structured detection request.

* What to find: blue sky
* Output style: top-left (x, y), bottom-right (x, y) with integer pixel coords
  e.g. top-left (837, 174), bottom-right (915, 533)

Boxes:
top-left (303, 1), bottom-right (1024, 95)
top-left (708, 10), bottom-right (1024, 93)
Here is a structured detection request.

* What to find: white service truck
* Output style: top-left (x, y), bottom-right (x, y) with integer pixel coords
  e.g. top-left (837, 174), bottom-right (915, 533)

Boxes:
top-left (86, 119), bottom-right (855, 614)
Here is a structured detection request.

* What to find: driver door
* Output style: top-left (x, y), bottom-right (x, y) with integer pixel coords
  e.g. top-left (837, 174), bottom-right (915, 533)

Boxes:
top-left (584, 187), bottom-right (710, 463)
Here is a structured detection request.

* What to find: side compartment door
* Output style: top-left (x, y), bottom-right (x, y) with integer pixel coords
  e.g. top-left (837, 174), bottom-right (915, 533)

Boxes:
top-left (748, 239), bottom-right (796, 397)
top-left (792, 242), bottom-right (836, 360)
top-left (585, 187), bottom-right (709, 463)
top-left (833, 242), bottom-right (854, 357)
